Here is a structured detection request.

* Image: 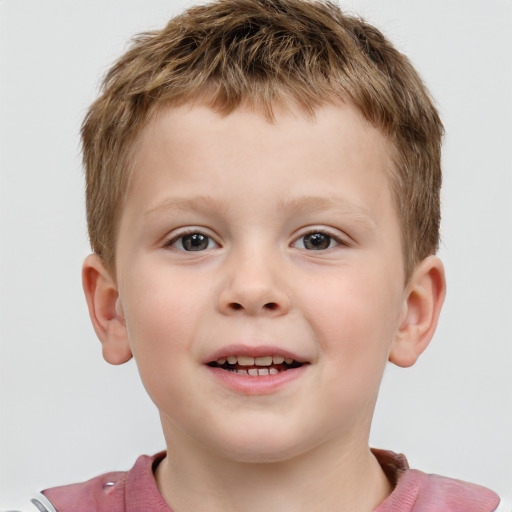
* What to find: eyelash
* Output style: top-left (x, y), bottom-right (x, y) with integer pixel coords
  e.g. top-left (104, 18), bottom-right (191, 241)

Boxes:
top-left (164, 228), bottom-right (347, 252)
top-left (165, 230), bottom-right (219, 252)
top-left (292, 229), bottom-right (347, 251)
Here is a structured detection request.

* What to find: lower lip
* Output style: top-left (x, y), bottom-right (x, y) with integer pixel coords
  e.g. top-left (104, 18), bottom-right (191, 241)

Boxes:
top-left (206, 365), bottom-right (308, 395)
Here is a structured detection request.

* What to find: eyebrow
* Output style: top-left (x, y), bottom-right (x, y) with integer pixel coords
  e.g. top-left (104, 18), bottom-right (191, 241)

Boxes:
top-left (277, 195), bottom-right (378, 230)
top-left (145, 194), bottom-right (377, 230)
top-left (145, 195), bottom-right (230, 216)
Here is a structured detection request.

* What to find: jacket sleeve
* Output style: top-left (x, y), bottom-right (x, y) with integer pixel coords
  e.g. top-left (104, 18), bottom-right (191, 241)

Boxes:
top-left (0, 493), bottom-right (58, 512)
top-left (31, 493), bottom-right (59, 512)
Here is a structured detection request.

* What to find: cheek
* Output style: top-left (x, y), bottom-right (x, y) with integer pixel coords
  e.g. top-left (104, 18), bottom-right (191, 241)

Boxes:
top-left (302, 270), bottom-right (403, 369)
top-left (123, 297), bottom-right (196, 417)
top-left (121, 265), bottom-right (203, 345)
top-left (119, 269), bottom-right (202, 390)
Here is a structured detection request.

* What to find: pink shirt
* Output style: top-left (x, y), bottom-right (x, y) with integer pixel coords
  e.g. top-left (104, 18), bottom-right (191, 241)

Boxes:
top-left (42, 449), bottom-right (501, 511)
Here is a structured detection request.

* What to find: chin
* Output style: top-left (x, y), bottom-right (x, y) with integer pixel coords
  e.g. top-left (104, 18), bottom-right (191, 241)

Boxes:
top-left (210, 428), bottom-right (316, 465)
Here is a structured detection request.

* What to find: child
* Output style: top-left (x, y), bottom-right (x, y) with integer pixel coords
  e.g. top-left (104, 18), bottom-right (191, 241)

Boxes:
top-left (23, 0), bottom-right (504, 510)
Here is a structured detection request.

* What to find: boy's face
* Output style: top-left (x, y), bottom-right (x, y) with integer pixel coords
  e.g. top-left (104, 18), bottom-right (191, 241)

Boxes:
top-left (113, 103), bottom-right (408, 462)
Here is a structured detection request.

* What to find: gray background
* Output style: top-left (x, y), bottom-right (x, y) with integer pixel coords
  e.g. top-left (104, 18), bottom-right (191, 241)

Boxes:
top-left (1, 0), bottom-right (511, 507)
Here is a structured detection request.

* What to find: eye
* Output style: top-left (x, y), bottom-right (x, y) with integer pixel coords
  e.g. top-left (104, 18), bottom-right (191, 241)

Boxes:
top-left (293, 231), bottom-right (341, 251)
top-left (169, 232), bottom-right (218, 251)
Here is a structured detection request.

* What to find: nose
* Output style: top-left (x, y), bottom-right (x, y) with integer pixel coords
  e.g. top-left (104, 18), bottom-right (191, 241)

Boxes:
top-left (216, 248), bottom-right (291, 317)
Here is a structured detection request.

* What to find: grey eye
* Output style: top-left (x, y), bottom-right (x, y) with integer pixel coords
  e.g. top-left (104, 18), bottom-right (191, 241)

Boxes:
top-left (302, 233), bottom-right (332, 250)
top-left (179, 233), bottom-right (212, 251)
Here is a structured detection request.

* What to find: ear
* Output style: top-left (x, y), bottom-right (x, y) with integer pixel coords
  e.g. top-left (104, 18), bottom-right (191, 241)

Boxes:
top-left (82, 254), bottom-right (133, 365)
top-left (389, 256), bottom-right (446, 368)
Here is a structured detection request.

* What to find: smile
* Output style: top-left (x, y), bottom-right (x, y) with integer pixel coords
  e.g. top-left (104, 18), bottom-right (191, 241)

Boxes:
top-left (208, 355), bottom-right (304, 376)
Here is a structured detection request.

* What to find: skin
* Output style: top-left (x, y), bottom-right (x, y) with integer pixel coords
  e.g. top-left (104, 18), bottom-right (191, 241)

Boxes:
top-left (83, 103), bottom-right (446, 512)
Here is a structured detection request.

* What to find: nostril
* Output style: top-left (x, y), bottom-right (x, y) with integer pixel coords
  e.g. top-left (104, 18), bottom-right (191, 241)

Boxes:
top-left (224, 301), bottom-right (284, 314)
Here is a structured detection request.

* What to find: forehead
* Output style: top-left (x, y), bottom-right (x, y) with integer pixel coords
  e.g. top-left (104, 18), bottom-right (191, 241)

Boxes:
top-left (122, 103), bottom-right (396, 231)
top-left (132, 102), bottom-right (392, 183)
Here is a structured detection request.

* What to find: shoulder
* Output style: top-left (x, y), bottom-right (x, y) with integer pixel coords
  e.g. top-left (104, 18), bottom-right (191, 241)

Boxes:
top-left (39, 452), bottom-right (168, 512)
top-left (411, 470), bottom-right (502, 511)
top-left (41, 469), bottom-right (128, 512)
top-left (373, 449), bottom-right (502, 512)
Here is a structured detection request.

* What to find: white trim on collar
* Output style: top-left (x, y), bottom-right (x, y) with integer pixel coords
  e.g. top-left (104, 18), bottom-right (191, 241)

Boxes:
top-left (30, 494), bottom-right (58, 512)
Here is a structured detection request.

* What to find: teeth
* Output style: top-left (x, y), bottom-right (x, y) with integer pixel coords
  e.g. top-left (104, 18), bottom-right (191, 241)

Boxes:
top-left (215, 354), bottom-right (298, 368)
top-left (237, 356), bottom-right (255, 366)
top-left (225, 366), bottom-right (288, 376)
top-left (254, 356), bottom-right (272, 366)
top-left (234, 367), bottom-right (277, 376)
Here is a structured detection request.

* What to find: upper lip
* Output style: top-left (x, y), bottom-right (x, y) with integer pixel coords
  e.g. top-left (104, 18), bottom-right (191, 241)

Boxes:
top-left (204, 344), bottom-right (309, 365)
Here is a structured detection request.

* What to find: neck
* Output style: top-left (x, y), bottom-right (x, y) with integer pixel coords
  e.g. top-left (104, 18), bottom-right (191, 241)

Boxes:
top-left (155, 428), bottom-right (392, 512)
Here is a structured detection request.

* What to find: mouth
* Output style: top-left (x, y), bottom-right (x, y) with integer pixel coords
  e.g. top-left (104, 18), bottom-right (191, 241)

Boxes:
top-left (207, 355), bottom-right (305, 376)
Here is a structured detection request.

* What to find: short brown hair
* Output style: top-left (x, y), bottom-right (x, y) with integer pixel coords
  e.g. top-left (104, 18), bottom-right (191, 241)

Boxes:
top-left (82, 0), bottom-right (443, 279)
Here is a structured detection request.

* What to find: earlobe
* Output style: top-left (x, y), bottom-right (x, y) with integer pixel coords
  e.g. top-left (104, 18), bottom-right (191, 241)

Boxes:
top-left (82, 254), bottom-right (133, 365)
top-left (389, 256), bottom-right (446, 368)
